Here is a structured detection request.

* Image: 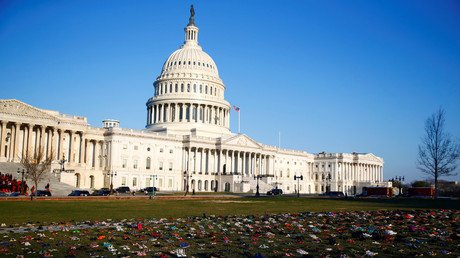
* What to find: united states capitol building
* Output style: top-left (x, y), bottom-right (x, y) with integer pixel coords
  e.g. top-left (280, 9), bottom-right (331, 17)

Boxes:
top-left (0, 8), bottom-right (385, 195)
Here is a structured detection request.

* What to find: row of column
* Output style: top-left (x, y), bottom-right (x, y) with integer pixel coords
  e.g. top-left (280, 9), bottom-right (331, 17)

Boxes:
top-left (183, 147), bottom-right (272, 176)
top-left (340, 162), bottom-right (383, 182)
top-left (155, 82), bottom-right (221, 98)
top-left (147, 103), bottom-right (229, 127)
top-left (0, 120), bottom-right (104, 169)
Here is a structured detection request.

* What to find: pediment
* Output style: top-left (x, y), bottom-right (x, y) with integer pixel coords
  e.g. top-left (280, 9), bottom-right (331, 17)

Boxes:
top-left (0, 99), bottom-right (58, 121)
top-left (359, 153), bottom-right (383, 163)
top-left (222, 134), bottom-right (262, 149)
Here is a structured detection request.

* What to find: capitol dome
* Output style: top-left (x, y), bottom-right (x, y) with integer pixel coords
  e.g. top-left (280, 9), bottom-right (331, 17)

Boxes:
top-left (145, 6), bottom-right (231, 137)
top-left (160, 43), bottom-right (220, 78)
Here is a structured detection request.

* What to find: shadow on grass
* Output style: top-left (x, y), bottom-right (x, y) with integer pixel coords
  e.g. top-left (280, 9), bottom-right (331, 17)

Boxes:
top-left (314, 197), bottom-right (460, 210)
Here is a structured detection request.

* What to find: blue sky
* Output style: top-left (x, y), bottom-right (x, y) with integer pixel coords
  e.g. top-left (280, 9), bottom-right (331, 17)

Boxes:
top-left (1, 1), bottom-right (459, 182)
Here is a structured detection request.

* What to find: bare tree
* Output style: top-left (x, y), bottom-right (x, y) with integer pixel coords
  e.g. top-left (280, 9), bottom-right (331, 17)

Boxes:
top-left (20, 147), bottom-right (53, 200)
top-left (417, 108), bottom-right (460, 198)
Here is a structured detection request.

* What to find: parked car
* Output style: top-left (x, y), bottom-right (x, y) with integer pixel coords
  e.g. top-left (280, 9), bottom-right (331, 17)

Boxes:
top-left (267, 188), bottom-right (283, 196)
top-left (68, 190), bottom-right (91, 196)
top-left (32, 190), bottom-right (52, 196)
top-left (141, 187), bottom-right (159, 195)
top-left (92, 188), bottom-right (111, 196)
top-left (9, 192), bottom-right (21, 197)
top-left (0, 192), bottom-right (8, 197)
top-left (115, 186), bottom-right (131, 193)
top-left (319, 191), bottom-right (345, 197)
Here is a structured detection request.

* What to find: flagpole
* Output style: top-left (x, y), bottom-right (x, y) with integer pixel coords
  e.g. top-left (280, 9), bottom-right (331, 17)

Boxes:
top-left (238, 110), bottom-right (240, 134)
top-left (278, 132), bottom-right (281, 149)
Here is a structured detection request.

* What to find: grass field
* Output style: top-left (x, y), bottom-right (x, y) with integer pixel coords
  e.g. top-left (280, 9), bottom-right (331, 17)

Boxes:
top-left (1, 197), bottom-right (459, 257)
top-left (1, 196), bottom-right (459, 225)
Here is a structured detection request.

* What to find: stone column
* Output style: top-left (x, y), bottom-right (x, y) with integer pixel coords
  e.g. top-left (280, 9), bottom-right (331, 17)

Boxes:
top-left (13, 123), bottom-right (20, 161)
top-left (198, 148), bottom-right (203, 173)
top-left (193, 148), bottom-right (197, 173)
top-left (37, 126), bottom-right (44, 158)
top-left (228, 150), bottom-right (233, 173)
top-left (0, 121), bottom-right (6, 158)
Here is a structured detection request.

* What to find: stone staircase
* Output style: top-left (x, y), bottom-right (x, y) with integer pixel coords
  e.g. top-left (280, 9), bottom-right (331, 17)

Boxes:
top-left (242, 175), bottom-right (273, 194)
top-left (0, 162), bottom-right (83, 196)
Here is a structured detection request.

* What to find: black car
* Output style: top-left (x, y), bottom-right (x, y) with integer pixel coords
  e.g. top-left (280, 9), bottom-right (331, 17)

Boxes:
top-left (32, 190), bottom-right (52, 196)
top-left (267, 188), bottom-right (283, 196)
top-left (141, 187), bottom-right (159, 195)
top-left (319, 191), bottom-right (345, 197)
top-left (92, 188), bottom-right (111, 196)
top-left (115, 186), bottom-right (131, 193)
top-left (68, 190), bottom-right (91, 196)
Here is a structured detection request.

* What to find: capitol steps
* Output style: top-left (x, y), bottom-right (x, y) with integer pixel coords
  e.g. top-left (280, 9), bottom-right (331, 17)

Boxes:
top-left (243, 175), bottom-right (273, 194)
top-left (0, 162), bottom-right (84, 196)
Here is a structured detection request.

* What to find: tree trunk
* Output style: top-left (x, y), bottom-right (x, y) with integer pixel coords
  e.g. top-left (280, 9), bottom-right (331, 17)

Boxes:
top-left (434, 173), bottom-right (438, 199)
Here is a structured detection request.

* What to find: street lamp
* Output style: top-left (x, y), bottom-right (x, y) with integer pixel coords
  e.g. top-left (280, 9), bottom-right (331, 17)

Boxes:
top-left (390, 176), bottom-right (405, 196)
top-left (149, 174), bottom-right (157, 199)
top-left (183, 171), bottom-right (192, 196)
top-left (59, 154), bottom-right (66, 172)
top-left (107, 171), bottom-right (117, 194)
top-left (254, 175), bottom-right (262, 197)
top-left (294, 175), bottom-right (303, 198)
top-left (17, 168), bottom-right (27, 195)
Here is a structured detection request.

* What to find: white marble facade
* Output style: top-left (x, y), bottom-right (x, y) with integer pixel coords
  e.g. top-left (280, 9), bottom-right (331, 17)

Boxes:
top-left (0, 9), bottom-right (384, 194)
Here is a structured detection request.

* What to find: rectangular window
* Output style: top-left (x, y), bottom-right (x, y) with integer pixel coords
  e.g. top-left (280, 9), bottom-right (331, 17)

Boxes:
top-left (122, 159), bottom-right (127, 168)
top-left (168, 179), bottom-right (173, 188)
top-left (134, 145), bottom-right (138, 150)
top-left (159, 162), bottom-right (163, 170)
top-left (133, 160), bottom-right (138, 169)
top-left (160, 148), bottom-right (164, 153)
top-left (123, 144), bottom-right (127, 150)
top-left (169, 162), bottom-right (173, 171)
top-left (146, 158), bottom-right (151, 170)
top-left (122, 177), bottom-right (127, 186)
top-left (169, 149), bottom-right (173, 154)
top-left (133, 177), bottom-right (137, 187)
top-left (159, 178), bottom-right (163, 187)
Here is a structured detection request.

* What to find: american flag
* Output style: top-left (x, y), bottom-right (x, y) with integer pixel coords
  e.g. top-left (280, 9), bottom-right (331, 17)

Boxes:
top-left (233, 105), bottom-right (240, 112)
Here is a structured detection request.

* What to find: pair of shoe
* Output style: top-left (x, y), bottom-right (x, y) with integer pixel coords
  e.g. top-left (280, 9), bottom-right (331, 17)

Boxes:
top-left (175, 248), bottom-right (187, 257)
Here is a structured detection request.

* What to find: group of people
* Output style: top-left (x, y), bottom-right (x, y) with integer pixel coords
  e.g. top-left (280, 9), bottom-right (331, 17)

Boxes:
top-left (0, 172), bottom-right (28, 194)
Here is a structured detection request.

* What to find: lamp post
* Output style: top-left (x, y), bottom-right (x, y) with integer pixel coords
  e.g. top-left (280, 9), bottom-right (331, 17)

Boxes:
top-left (294, 175), bottom-right (303, 198)
top-left (184, 171), bottom-right (192, 196)
top-left (17, 168), bottom-right (27, 195)
top-left (254, 175), bottom-right (262, 197)
top-left (107, 171), bottom-right (117, 194)
top-left (390, 176), bottom-right (405, 196)
top-left (59, 154), bottom-right (66, 172)
top-left (149, 174), bottom-right (157, 199)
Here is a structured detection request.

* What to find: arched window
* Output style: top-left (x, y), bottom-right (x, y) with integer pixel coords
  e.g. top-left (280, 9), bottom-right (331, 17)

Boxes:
top-left (204, 180), bottom-right (208, 191)
top-left (181, 84), bottom-right (184, 92)
top-left (198, 180), bottom-right (202, 190)
top-left (205, 85), bottom-right (208, 94)
top-left (146, 157), bottom-right (151, 170)
top-left (169, 84), bottom-right (172, 93)
top-left (187, 84), bottom-right (190, 92)
top-left (186, 106), bottom-right (190, 121)
top-left (193, 84), bottom-right (196, 92)
top-left (175, 84), bottom-right (178, 92)
top-left (200, 85), bottom-right (203, 93)
top-left (192, 106), bottom-right (197, 121)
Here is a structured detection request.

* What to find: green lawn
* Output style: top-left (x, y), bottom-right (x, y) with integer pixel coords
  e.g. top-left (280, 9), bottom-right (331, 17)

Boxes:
top-left (1, 197), bottom-right (459, 225)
